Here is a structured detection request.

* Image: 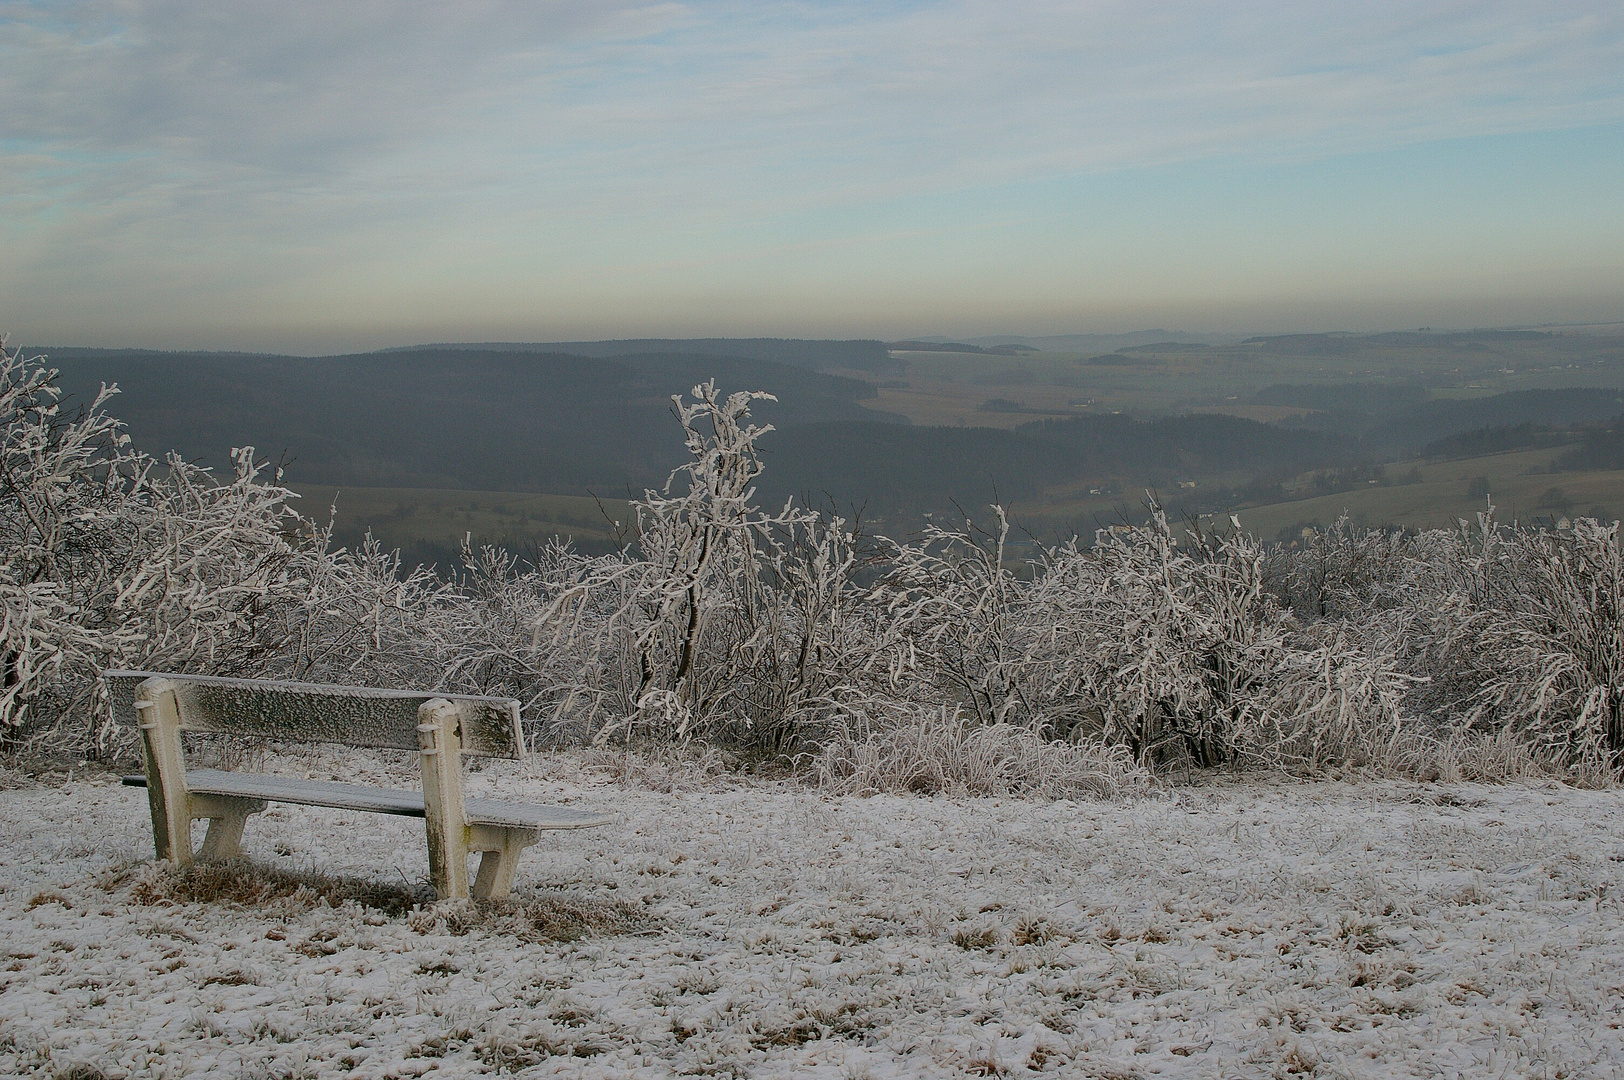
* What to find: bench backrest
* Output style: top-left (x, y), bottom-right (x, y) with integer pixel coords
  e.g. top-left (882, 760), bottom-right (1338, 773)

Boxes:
top-left (103, 670), bottom-right (525, 759)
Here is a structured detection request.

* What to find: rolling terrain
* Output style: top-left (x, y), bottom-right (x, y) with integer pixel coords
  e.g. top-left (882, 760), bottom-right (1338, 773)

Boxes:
top-left (1234, 447), bottom-right (1624, 539)
top-left (291, 486), bottom-right (632, 567)
top-left (45, 345), bottom-right (900, 494)
top-left (30, 329), bottom-right (1624, 562)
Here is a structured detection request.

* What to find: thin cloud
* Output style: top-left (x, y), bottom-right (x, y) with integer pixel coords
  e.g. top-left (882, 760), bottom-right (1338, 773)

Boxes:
top-left (1, 0), bottom-right (1620, 344)
top-left (8, 2), bottom-right (1617, 200)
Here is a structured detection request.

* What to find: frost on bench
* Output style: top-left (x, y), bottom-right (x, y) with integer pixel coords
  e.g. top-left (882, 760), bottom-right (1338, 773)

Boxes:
top-left (137, 769), bottom-right (614, 830)
top-left (103, 669), bottom-right (523, 756)
top-left (108, 670), bottom-right (608, 902)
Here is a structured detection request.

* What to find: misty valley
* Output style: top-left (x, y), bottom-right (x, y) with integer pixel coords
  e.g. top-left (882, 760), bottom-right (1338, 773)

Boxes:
top-left (43, 328), bottom-right (1624, 567)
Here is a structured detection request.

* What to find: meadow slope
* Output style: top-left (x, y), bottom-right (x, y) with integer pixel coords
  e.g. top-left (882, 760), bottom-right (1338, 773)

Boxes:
top-left (3, 751), bottom-right (1622, 1078)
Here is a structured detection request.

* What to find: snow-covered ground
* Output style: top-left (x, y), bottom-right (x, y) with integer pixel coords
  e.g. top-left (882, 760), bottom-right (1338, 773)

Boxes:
top-left (2, 750), bottom-right (1622, 1079)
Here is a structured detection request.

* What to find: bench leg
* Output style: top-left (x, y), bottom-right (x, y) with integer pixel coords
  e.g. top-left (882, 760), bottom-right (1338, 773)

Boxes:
top-left (190, 795), bottom-right (267, 861)
top-left (136, 680), bottom-right (191, 867)
top-left (469, 826), bottom-right (538, 902)
top-left (418, 700), bottom-right (470, 900)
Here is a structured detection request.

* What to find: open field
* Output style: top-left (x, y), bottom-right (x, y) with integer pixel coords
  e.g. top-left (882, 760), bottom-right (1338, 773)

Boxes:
top-left (1233, 450), bottom-right (1624, 538)
top-left (999, 448), bottom-right (1624, 544)
top-left (859, 334), bottom-right (1624, 425)
top-left (3, 751), bottom-right (1623, 1078)
top-left (291, 486), bottom-right (634, 561)
top-left (839, 374), bottom-right (1097, 430)
top-left (285, 448), bottom-right (1624, 562)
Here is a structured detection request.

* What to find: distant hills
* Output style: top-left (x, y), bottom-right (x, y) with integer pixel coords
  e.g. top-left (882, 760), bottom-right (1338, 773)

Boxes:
top-left (379, 338), bottom-right (898, 371)
top-left (32, 330), bottom-right (1624, 552)
top-left (908, 330), bottom-right (1239, 352)
top-left (46, 345), bottom-right (901, 495)
top-left (1242, 330), bottom-right (1555, 356)
top-left (887, 341), bottom-right (1037, 356)
top-left (1255, 385), bottom-right (1624, 453)
top-left (41, 340), bottom-right (1355, 530)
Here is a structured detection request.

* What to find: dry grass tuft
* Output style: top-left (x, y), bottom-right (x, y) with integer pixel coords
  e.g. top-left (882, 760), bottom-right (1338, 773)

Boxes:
top-left (52, 1065), bottom-right (112, 1080)
top-left (123, 859), bottom-right (430, 917)
top-left (816, 710), bottom-right (1155, 799)
top-left (1433, 729), bottom-right (1568, 785)
top-left (116, 859), bottom-right (653, 941)
top-left (432, 893), bottom-right (653, 943)
top-left (577, 742), bottom-right (741, 792)
top-left (473, 1024), bottom-right (616, 1070)
top-left (1402, 728), bottom-right (1618, 789)
top-left (952, 924), bottom-right (1001, 950)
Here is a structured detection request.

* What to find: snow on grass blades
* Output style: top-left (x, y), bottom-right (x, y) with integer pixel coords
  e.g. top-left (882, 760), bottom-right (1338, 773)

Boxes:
top-left (5, 756), bottom-right (1624, 1077)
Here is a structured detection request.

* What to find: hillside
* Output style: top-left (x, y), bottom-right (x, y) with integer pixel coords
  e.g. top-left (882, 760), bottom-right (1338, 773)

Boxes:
top-left (43, 342), bottom-right (1358, 540)
top-left (382, 337), bottom-right (897, 370)
top-left (757, 413), bottom-right (1348, 521)
top-left (32, 330), bottom-right (1624, 559)
top-left (1231, 447), bottom-right (1624, 538)
top-left (47, 346), bottom-right (899, 495)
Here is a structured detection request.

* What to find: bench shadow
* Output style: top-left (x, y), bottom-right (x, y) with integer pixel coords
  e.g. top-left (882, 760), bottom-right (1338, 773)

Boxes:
top-left (117, 858), bottom-right (654, 941)
top-left (127, 857), bottom-right (431, 916)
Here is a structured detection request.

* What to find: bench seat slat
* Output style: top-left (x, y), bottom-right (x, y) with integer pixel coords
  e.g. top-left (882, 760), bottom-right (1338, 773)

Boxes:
top-left (189, 769), bottom-right (426, 817)
top-left (125, 770), bottom-right (612, 831)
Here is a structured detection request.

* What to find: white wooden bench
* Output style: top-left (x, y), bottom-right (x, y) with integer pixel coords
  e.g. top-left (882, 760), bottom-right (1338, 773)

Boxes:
top-left (105, 670), bottom-right (610, 901)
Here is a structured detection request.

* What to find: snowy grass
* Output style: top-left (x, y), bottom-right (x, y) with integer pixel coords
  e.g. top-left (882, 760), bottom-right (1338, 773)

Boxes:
top-left (3, 749), bottom-right (1623, 1078)
top-left (815, 712), bottom-right (1154, 799)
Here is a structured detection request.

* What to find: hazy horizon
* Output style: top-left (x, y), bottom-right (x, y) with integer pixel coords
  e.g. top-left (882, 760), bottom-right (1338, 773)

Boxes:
top-left (17, 321), bottom-right (1624, 361)
top-left (4, 2), bottom-right (1622, 353)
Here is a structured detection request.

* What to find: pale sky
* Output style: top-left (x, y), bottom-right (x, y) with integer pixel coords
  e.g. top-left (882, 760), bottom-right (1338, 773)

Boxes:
top-left (3, 1), bottom-right (1622, 352)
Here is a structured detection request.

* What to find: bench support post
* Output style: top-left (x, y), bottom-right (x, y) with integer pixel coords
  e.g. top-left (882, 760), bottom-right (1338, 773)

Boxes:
top-left (190, 794), bottom-right (267, 861)
top-left (137, 678), bottom-right (192, 866)
top-left (418, 699), bottom-right (470, 900)
top-left (469, 825), bottom-right (538, 901)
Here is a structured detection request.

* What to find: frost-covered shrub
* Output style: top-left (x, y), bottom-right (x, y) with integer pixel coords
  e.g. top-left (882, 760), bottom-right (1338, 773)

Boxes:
top-left (0, 338), bottom-right (137, 736)
top-left (1226, 627), bottom-right (1420, 774)
top-left (496, 382), bottom-right (910, 753)
top-left (816, 707), bottom-right (1153, 799)
top-left (1266, 515), bottom-right (1417, 621)
top-left (238, 527), bottom-right (454, 690)
top-left (1053, 511), bottom-right (1285, 765)
top-left (873, 509), bottom-right (1044, 730)
top-left (1267, 506), bottom-right (1624, 778)
top-left (0, 337), bottom-right (305, 749)
top-left (0, 337), bottom-right (449, 753)
top-left (1421, 513), bottom-right (1624, 771)
top-left (878, 505), bottom-right (1414, 772)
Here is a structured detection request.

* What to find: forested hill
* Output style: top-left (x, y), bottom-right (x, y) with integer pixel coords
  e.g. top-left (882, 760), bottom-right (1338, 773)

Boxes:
top-left (39, 344), bottom-right (1355, 529)
top-left (1365, 389), bottom-right (1624, 452)
top-left (380, 338), bottom-right (896, 371)
top-left (758, 414), bottom-right (1346, 514)
top-left (45, 346), bottom-right (900, 494)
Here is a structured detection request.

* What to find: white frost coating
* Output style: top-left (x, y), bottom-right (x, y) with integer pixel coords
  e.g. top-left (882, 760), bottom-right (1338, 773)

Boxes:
top-left (104, 671), bottom-right (525, 757)
top-left (3, 749), bottom-right (1623, 1078)
top-left (130, 768), bottom-right (612, 830)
